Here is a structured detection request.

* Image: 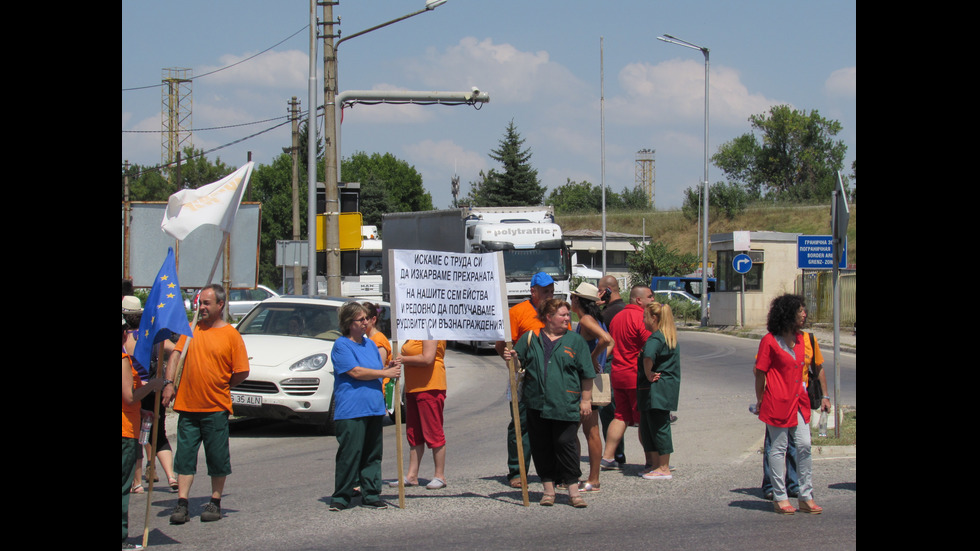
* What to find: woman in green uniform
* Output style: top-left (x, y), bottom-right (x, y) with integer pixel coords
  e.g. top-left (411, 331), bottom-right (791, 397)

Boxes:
top-left (636, 302), bottom-right (680, 480)
top-left (504, 298), bottom-right (595, 508)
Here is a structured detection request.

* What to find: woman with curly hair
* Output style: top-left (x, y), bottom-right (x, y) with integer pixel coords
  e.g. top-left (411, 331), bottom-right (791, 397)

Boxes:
top-left (753, 294), bottom-right (822, 515)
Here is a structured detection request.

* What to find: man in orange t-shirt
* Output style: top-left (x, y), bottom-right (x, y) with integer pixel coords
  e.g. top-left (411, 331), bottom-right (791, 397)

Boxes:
top-left (162, 284), bottom-right (249, 525)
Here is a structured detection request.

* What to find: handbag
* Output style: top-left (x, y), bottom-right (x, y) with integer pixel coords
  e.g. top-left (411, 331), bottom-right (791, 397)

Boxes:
top-left (591, 372), bottom-right (612, 407)
top-left (805, 332), bottom-right (823, 410)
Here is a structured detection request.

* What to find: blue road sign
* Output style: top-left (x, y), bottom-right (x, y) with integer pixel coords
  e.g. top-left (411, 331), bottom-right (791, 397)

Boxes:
top-left (798, 235), bottom-right (847, 269)
top-left (733, 253), bottom-right (753, 274)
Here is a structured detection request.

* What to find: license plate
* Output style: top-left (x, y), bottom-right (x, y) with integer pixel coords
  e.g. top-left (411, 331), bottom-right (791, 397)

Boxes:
top-left (231, 393), bottom-right (262, 407)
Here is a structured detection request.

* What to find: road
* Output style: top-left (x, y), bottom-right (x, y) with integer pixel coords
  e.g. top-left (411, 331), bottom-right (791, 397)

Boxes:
top-left (130, 331), bottom-right (856, 550)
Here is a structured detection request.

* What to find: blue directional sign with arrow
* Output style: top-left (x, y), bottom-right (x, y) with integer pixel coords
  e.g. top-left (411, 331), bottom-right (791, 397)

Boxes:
top-left (733, 253), bottom-right (753, 274)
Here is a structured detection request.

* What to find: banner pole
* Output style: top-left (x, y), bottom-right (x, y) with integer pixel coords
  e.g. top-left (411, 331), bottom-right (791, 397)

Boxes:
top-left (392, 339), bottom-right (405, 509)
top-left (506, 344), bottom-right (529, 506)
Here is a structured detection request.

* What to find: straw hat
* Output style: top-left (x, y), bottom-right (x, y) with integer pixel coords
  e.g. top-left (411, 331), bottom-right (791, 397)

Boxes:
top-left (570, 282), bottom-right (601, 301)
top-left (122, 295), bottom-right (143, 314)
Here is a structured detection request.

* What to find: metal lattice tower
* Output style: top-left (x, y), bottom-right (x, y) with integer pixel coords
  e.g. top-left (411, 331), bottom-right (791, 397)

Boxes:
top-left (635, 148), bottom-right (656, 208)
top-left (161, 67), bottom-right (193, 179)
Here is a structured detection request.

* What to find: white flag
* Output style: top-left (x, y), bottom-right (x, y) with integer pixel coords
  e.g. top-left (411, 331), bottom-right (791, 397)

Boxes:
top-left (161, 162), bottom-right (254, 240)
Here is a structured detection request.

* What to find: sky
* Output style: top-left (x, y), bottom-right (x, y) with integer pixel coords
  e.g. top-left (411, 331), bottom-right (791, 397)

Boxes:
top-left (122, 0), bottom-right (856, 211)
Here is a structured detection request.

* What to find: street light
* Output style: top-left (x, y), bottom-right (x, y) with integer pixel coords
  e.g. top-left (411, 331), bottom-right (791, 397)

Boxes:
top-left (314, 0), bottom-right (448, 297)
top-left (657, 33), bottom-right (710, 326)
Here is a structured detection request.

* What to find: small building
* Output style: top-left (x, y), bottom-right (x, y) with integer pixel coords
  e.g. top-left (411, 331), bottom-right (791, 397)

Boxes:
top-left (709, 231), bottom-right (801, 327)
top-left (562, 229), bottom-right (647, 283)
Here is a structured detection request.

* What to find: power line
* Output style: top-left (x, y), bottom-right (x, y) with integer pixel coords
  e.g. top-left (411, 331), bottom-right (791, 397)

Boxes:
top-left (122, 24), bottom-right (309, 92)
top-left (122, 114), bottom-right (296, 134)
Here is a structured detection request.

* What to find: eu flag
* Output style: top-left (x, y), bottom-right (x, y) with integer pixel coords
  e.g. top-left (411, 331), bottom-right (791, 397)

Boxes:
top-left (134, 247), bottom-right (193, 371)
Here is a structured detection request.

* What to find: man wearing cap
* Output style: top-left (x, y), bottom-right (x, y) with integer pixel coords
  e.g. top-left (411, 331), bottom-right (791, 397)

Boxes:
top-left (495, 272), bottom-right (555, 488)
top-left (161, 284), bottom-right (249, 524)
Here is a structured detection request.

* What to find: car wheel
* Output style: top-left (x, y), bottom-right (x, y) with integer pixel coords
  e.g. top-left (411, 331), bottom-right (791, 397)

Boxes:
top-left (317, 394), bottom-right (336, 436)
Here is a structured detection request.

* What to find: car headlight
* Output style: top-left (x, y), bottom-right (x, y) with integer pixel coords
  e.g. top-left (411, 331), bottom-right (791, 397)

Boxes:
top-left (289, 353), bottom-right (328, 372)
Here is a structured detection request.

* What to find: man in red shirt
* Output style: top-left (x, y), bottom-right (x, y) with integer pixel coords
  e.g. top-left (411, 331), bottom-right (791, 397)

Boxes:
top-left (600, 285), bottom-right (654, 470)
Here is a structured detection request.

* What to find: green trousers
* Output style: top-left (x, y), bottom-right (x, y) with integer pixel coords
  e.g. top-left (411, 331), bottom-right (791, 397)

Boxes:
top-left (122, 437), bottom-right (139, 543)
top-left (332, 416), bottom-right (384, 507)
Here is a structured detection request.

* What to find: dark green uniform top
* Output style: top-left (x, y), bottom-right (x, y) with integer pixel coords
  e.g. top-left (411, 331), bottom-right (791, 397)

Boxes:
top-left (636, 330), bottom-right (681, 412)
top-left (515, 330), bottom-right (596, 422)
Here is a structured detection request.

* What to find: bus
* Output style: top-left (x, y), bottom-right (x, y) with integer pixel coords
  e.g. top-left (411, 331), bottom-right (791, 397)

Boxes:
top-left (649, 276), bottom-right (716, 301)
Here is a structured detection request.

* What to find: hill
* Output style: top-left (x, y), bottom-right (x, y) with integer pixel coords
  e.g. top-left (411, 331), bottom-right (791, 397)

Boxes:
top-left (556, 203), bottom-right (856, 267)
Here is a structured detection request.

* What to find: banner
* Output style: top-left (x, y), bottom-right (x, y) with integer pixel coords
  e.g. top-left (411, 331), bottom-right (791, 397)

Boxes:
top-left (161, 162), bottom-right (254, 240)
top-left (390, 250), bottom-right (506, 342)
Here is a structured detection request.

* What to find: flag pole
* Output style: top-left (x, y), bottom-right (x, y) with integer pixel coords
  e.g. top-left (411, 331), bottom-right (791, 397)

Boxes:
top-left (172, 232), bottom-right (227, 391)
top-left (142, 341), bottom-right (166, 548)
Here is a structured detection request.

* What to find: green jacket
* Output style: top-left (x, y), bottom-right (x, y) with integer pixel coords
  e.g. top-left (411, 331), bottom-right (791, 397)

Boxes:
top-left (636, 330), bottom-right (681, 412)
top-left (515, 330), bottom-right (596, 422)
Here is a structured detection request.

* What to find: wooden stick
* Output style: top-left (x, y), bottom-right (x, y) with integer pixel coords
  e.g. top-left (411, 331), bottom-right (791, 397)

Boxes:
top-left (506, 343), bottom-right (529, 507)
top-left (392, 342), bottom-right (405, 509)
top-left (142, 341), bottom-right (165, 548)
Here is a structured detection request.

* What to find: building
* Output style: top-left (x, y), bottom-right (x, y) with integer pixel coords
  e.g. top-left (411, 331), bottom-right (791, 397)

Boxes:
top-left (563, 228), bottom-right (647, 283)
top-left (709, 231), bottom-right (803, 326)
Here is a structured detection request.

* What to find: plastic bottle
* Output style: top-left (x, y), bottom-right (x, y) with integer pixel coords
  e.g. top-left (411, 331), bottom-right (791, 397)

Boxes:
top-left (139, 412), bottom-right (153, 445)
top-left (818, 409), bottom-right (828, 437)
top-left (749, 403), bottom-right (759, 415)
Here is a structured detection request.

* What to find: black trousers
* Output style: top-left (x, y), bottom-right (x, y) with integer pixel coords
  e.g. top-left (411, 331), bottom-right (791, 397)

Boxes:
top-left (526, 408), bottom-right (581, 486)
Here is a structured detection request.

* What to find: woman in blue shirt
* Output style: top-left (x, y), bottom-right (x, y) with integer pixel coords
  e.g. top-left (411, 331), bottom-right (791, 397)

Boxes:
top-left (329, 302), bottom-right (401, 511)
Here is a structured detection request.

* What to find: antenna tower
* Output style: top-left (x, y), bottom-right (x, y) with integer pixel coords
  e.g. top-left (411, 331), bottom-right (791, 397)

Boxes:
top-left (635, 148), bottom-right (656, 208)
top-left (161, 67), bottom-right (193, 182)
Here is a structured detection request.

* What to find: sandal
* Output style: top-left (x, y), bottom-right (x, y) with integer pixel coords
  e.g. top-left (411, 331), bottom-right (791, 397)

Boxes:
top-left (539, 494), bottom-right (556, 506)
top-left (569, 496), bottom-right (588, 508)
top-left (578, 482), bottom-right (600, 493)
top-left (130, 484), bottom-right (145, 494)
top-left (798, 501), bottom-right (823, 514)
top-left (773, 502), bottom-right (795, 515)
top-left (169, 476), bottom-right (179, 492)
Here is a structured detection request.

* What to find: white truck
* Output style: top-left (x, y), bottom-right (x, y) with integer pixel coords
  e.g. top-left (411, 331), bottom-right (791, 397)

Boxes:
top-left (340, 225), bottom-right (384, 300)
top-left (381, 206), bottom-right (572, 348)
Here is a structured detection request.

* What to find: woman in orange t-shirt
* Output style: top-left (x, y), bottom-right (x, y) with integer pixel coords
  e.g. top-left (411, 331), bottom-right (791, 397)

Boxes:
top-left (122, 321), bottom-right (164, 546)
top-left (394, 340), bottom-right (448, 490)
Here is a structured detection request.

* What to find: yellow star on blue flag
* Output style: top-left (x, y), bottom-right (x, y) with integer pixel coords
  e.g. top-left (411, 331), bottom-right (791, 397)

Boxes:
top-left (134, 247), bottom-right (192, 369)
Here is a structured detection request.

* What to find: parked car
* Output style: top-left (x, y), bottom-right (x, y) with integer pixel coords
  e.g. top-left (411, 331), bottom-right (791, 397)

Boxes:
top-left (227, 285), bottom-right (279, 319)
top-left (231, 296), bottom-right (387, 434)
top-left (186, 285), bottom-right (279, 319)
top-left (653, 289), bottom-right (700, 306)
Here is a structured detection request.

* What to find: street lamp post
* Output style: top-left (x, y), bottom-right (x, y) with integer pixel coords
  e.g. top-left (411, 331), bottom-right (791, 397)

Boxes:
top-left (317, 0), bottom-right (447, 297)
top-left (657, 33), bottom-right (710, 326)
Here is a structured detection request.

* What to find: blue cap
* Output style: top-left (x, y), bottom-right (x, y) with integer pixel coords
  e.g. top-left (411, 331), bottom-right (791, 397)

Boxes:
top-left (530, 272), bottom-right (555, 288)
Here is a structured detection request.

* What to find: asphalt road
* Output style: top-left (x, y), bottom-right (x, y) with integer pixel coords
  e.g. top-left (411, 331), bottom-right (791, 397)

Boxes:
top-left (129, 331), bottom-right (856, 550)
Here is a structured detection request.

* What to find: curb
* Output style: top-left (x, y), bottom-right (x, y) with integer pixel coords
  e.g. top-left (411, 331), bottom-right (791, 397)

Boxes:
top-left (811, 445), bottom-right (856, 458)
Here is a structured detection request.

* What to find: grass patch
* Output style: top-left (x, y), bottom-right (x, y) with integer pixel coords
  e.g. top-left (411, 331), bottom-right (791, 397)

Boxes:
top-left (811, 409), bottom-right (855, 446)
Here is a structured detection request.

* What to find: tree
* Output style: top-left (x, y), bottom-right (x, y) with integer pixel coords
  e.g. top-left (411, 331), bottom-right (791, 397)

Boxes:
top-left (626, 240), bottom-right (699, 288)
top-left (469, 120), bottom-right (546, 206)
top-left (341, 151), bottom-right (432, 222)
top-left (681, 181), bottom-right (748, 222)
top-left (618, 184), bottom-right (650, 211)
top-left (712, 105), bottom-right (848, 202)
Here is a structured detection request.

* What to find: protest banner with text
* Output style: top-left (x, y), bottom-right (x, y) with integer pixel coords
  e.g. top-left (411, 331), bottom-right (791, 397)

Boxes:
top-left (389, 249), bottom-right (508, 342)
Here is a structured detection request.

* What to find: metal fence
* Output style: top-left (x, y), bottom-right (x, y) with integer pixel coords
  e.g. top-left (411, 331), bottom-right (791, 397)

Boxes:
top-left (796, 271), bottom-right (855, 326)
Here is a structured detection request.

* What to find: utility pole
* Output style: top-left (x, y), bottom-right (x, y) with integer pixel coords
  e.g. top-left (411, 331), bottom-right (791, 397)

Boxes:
top-left (289, 97), bottom-right (303, 292)
top-left (322, 1), bottom-right (341, 296)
